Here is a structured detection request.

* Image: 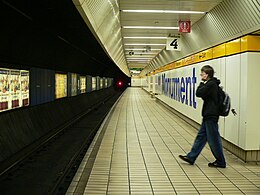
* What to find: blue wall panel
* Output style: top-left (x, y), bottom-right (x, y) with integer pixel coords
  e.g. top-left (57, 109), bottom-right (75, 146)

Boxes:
top-left (30, 68), bottom-right (55, 106)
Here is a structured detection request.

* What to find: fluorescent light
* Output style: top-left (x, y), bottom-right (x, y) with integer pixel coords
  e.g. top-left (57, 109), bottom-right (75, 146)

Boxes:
top-left (123, 26), bottom-right (178, 30)
top-left (131, 70), bottom-right (141, 74)
top-left (126, 53), bottom-right (155, 55)
top-left (127, 59), bottom-right (150, 61)
top-left (122, 10), bottom-right (205, 14)
top-left (127, 56), bottom-right (153, 58)
top-left (127, 58), bottom-right (153, 60)
top-left (125, 49), bottom-right (162, 51)
top-left (127, 58), bottom-right (152, 59)
top-left (124, 36), bottom-right (167, 39)
top-left (128, 62), bottom-right (147, 64)
top-left (126, 56), bottom-right (155, 58)
top-left (127, 60), bottom-right (152, 61)
top-left (124, 43), bottom-right (166, 46)
top-left (126, 52), bottom-right (157, 54)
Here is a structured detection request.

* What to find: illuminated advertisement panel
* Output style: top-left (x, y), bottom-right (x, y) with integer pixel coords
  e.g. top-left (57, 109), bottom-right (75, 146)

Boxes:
top-left (55, 73), bottom-right (67, 99)
top-left (10, 70), bottom-right (20, 108)
top-left (0, 69), bottom-right (9, 111)
top-left (0, 68), bottom-right (30, 112)
top-left (21, 71), bottom-right (29, 106)
top-left (80, 76), bottom-right (86, 93)
top-left (92, 77), bottom-right (96, 91)
top-left (71, 73), bottom-right (77, 96)
top-left (100, 78), bottom-right (103, 89)
top-left (105, 78), bottom-right (108, 88)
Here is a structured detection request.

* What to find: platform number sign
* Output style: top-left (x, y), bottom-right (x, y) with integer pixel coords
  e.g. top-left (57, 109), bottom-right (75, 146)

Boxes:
top-left (166, 37), bottom-right (181, 51)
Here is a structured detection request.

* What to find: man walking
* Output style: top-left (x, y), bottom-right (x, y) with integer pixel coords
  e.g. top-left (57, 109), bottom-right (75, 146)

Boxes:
top-left (179, 65), bottom-right (226, 168)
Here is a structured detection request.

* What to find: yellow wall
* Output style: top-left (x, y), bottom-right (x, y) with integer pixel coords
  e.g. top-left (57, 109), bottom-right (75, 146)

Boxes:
top-left (155, 35), bottom-right (260, 74)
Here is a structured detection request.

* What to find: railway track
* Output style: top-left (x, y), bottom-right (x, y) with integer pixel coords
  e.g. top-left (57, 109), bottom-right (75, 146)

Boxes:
top-left (0, 92), bottom-right (121, 195)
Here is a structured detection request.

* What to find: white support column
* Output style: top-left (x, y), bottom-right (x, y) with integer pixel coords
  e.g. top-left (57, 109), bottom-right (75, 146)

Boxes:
top-left (152, 75), bottom-right (156, 94)
top-left (148, 76), bottom-right (151, 92)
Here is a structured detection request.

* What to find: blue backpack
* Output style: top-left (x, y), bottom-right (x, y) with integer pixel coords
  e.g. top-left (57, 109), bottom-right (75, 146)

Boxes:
top-left (218, 86), bottom-right (231, 116)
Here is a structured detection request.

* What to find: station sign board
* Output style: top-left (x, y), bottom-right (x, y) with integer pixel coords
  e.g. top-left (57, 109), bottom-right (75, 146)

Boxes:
top-left (166, 37), bottom-right (181, 51)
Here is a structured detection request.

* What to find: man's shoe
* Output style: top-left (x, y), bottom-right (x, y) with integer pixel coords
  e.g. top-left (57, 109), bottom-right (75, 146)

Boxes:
top-left (208, 161), bottom-right (226, 168)
top-left (179, 155), bottom-right (194, 165)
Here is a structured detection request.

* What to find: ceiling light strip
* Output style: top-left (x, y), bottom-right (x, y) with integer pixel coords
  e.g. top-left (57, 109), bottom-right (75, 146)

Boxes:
top-left (125, 43), bottom-right (166, 46)
top-left (128, 62), bottom-right (148, 64)
top-left (124, 37), bottom-right (167, 39)
top-left (121, 10), bottom-right (205, 14)
top-left (125, 49), bottom-right (162, 51)
top-left (125, 53), bottom-right (157, 54)
top-left (127, 60), bottom-right (150, 61)
top-left (127, 58), bottom-right (153, 59)
top-left (123, 26), bottom-right (178, 30)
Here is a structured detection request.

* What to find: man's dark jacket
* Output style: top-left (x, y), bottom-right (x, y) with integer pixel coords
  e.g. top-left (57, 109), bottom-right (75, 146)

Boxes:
top-left (196, 77), bottom-right (220, 121)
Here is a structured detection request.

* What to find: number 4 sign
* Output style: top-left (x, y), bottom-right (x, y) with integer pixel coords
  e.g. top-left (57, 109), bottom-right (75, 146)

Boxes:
top-left (166, 37), bottom-right (181, 51)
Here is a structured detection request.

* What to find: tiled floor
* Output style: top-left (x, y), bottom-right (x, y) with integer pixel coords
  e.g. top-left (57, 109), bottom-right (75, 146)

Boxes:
top-left (66, 88), bottom-right (260, 195)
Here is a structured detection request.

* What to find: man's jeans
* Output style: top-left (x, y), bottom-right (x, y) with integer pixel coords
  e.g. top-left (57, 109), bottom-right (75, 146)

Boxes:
top-left (187, 119), bottom-right (226, 166)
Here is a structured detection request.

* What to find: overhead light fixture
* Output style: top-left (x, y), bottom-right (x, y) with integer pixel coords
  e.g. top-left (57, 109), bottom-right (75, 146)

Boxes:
top-left (125, 54), bottom-right (155, 58)
top-left (128, 62), bottom-right (149, 63)
top-left (124, 36), bottom-right (167, 39)
top-left (127, 58), bottom-right (153, 59)
top-left (125, 52), bottom-right (158, 54)
top-left (125, 49), bottom-right (162, 51)
top-left (127, 56), bottom-right (153, 58)
top-left (127, 59), bottom-right (150, 61)
top-left (126, 57), bottom-right (153, 60)
top-left (121, 10), bottom-right (205, 14)
top-left (123, 26), bottom-right (178, 30)
top-left (124, 43), bottom-right (166, 46)
top-left (130, 70), bottom-right (141, 74)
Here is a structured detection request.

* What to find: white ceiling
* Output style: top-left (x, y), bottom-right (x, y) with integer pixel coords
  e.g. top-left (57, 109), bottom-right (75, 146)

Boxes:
top-left (119, 0), bottom-right (223, 73)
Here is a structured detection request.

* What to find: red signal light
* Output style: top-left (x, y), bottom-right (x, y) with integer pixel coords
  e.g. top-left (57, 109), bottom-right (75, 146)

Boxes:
top-left (118, 81), bottom-right (122, 86)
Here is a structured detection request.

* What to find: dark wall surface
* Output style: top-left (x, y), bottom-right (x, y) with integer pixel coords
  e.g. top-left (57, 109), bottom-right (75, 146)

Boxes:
top-left (0, 87), bottom-right (116, 164)
top-left (0, 0), bottom-right (130, 81)
top-left (0, 0), bottom-right (131, 173)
